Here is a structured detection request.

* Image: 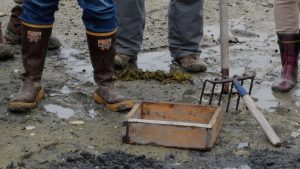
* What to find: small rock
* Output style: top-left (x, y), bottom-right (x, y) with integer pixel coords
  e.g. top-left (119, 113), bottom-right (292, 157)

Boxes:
top-left (238, 142), bottom-right (250, 149)
top-left (69, 120), bottom-right (85, 125)
top-left (240, 164), bottom-right (251, 169)
top-left (25, 126), bottom-right (35, 130)
top-left (14, 69), bottom-right (20, 73)
top-left (261, 1), bottom-right (273, 8)
top-left (30, 133), bottom-right (35, 136)
top-left (0, 12), bottom-right (7, 17)
top-left (291, 132), bottom-right (300, 138)
top-left (88, 146), bottom-right (95, 149)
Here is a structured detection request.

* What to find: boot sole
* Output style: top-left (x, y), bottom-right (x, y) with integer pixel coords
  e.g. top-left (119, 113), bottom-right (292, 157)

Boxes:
top-left (9, 88), bottom-right (45, 112)
top-left (93, 93), bottom-right (135, 112)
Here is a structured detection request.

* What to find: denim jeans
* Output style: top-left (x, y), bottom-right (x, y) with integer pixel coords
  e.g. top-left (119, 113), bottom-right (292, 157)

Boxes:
top-left (21, 0), bottom-right (117, 32)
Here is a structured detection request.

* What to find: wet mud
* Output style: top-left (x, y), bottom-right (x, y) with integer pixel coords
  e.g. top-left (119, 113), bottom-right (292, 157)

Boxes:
top-left (1, 0), bottom-right (300, 168)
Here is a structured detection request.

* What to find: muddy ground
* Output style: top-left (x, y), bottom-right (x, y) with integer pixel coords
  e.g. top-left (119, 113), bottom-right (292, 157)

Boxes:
top-left (1, 0), bottom-right (300, 168)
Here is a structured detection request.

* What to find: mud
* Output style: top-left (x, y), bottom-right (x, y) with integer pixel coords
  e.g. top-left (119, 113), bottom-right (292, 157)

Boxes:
top-left (1, 0), bottom-right (300, 168)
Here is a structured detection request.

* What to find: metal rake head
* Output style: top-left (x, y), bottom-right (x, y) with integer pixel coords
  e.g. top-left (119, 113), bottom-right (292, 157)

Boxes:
top-left (199, 72), bottom-right (256, 112)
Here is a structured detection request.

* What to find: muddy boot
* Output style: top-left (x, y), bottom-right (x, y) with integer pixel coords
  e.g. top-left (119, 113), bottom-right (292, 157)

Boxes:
top-left (9, 23), bottom-right (52, 112)
top-left (0, 23), bottom-right (14, 61)
top-left (4, 5), bottom-right (61, 50)
top-left (115, 53), bottom-right (137, 70)
top-left (175, 54), bottom-right (207, 73)
top-left (272, 33), bottom-right (300, 93)
top-left (86, 30), bottom-right (135, 112)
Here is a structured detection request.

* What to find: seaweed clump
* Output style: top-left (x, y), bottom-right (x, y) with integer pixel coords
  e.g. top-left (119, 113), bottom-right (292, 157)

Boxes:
top-left (116, 68), bottom-right (192, 84)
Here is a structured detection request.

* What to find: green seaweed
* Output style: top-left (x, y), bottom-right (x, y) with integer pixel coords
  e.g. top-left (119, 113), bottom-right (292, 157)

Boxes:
top-left (116, 68), bottom-right (191, 84)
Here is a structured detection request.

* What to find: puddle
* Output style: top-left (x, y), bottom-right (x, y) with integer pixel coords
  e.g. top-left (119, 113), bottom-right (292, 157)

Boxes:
top-left (44, 104), bottom-right (75, 119)
top-left (61, 48), bottom-right (93, 82)
top-left (250, 84), bottom-right (300, 112)
top-left (137, 50), bottom-right (172, 72)
top-left (252, 85), bottom-right (278, 112)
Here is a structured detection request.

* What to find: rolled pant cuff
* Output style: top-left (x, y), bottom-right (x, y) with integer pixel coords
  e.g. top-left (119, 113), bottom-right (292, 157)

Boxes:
top-left (171, 51), bottom-right (202, 59)
top-left (116, 47), bottom-right (139, 57)
top-left (22, 21), bottom-right (53, 29)
top-left (83, 19), bottom-right (117, 34)
top-left (86, 29), bottom-right (117, 36)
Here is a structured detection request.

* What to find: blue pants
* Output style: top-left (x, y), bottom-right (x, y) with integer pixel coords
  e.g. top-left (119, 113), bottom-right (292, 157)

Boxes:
top-left (21, 0), bottom-right (117, 33)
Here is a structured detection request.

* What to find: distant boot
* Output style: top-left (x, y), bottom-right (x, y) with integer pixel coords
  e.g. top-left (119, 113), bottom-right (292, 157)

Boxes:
top-left (5, 4), bottom-right (61, 50)
top-left (115, 53), bottom-right (137, 70)
top-left (9, 23), bottom-right (52, 112)
top-left (86, 30), bottom-right (135, 112)
top-left (272, 33), bottom-right (300, 93)
top-left (176, 54), bottom-right (207, 73)
top-left (0, 23), bottom-right (14, 61)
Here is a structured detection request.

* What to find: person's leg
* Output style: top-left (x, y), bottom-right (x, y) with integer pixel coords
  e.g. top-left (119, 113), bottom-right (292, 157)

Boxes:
top-left (168, 0), bottom-right (207, 73)
top-left (114, 0), bottom-right (145, 69)
top-left (9, 0), bottom-right (59, 111)
top-left (0, 22), bottom-right (14, 61)
top-left (272, 0), bottom-right (300, 92)
top-left (78, 0), bottom-right (135, 112)
top-left (5, 0), bottom-right (61, 50)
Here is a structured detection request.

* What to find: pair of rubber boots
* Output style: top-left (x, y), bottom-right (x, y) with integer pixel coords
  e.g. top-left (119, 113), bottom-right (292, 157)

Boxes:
top-left (272, 33), bottom-right (300, 93)
top-left (9, 23), bottom-right (135, 112)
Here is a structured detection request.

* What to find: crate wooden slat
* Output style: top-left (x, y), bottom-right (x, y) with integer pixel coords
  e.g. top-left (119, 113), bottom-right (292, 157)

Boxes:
top-left (123, 101), bottom-right (222, 150)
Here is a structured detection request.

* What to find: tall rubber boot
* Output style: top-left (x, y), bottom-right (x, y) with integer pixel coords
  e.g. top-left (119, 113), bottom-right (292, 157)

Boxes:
top-left (4, 2), bottom-right (61, 50)
top-left (0, 22), bottom-right (14, 61)
top-left (9, 22), bottom-right (52, 112)
top-left (272, 33), bottom-right (300, 93)
top-left (86, 30), bottom-right (135, 112)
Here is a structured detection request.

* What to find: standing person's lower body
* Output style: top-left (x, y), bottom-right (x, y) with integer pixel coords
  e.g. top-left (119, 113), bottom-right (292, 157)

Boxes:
top-left (4, 0), bottom-right (61, 50)
top-left (114, 0), bottom-right (207, 73)
top-left (272, 0), bottom-right (300, 92)
top-left (9, 0), bottom-right (134, 112)
top-left (0, 22), bottom-right (14, 61)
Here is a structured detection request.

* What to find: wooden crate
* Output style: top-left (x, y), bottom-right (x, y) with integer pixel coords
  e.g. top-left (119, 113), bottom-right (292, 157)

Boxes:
top-left (123, 101), bottom-right (222, 150)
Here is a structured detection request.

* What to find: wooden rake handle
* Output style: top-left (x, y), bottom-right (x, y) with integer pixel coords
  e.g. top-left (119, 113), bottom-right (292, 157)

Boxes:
top-left (233, 80), bottom-right (282, 147)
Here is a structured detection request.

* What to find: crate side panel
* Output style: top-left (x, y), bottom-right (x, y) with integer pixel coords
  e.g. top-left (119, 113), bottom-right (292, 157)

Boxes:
top-left (142, 102), bottom-right (216, 124)
top-left (126, 123), bottom-right (209, 149)
top-left (207, 109), bottom-right (223, 148)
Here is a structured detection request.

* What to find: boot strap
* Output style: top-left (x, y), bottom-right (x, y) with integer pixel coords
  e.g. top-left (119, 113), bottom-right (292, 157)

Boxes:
top-left (278, 40), bottom-right (300, 44)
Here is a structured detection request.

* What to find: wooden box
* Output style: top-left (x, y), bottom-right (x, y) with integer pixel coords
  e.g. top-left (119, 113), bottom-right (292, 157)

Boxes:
top-left (123, 101), bottom-right (222, 150)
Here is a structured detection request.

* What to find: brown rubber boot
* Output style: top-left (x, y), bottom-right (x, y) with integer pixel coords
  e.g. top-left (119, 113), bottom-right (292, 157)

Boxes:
top-left (4, 3), bottom-right (61, 50)
top-left (86, 30), bottom-right (135, 112)
top-left (0, 22), bottom-right (14, 61)
top-left (115, 53), bottom-right (137, 70)
top-left (176, 54), bottom-right (207, 73)
top-left (272, 33), bottom-right (300, 93)
top-left (9, 22), bottom-right (52, 112)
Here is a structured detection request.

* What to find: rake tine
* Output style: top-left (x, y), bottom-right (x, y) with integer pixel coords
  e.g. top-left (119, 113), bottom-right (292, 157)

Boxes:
top-left (199, 80), bottom-right (208, 104)
top-left (218, 82), bottom-right (225, 106)
top-left (248, 76), bottom-right (255, 95)
top-left (226, 81), bottom-right (234, 112)
top-left (209, 83), bottom-right (216, 105)
top-left (236, 79), bottom-right (244, 110)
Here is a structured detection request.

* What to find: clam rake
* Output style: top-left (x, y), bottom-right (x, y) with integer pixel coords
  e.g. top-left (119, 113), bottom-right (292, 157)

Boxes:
top-left (199, 72), bottom-right (256, 112)
top-left (199, 72), bottom-right (281, 146)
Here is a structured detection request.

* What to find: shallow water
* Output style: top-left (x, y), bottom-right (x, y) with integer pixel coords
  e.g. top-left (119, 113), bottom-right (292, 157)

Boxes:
top-left (44, 104), bottom-right (75, 119)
